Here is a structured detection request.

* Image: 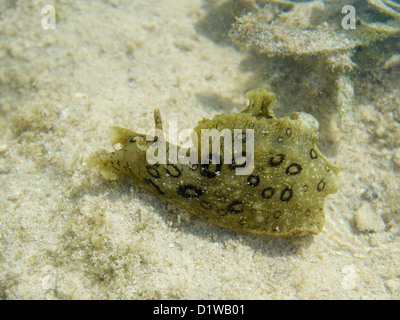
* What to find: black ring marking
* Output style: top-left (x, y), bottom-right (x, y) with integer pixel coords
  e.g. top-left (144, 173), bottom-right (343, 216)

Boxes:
top-left (228, 152), bottom-right (247, 170)
top-left (227, 200), bottom-right (243, 214)
top-left (274, 210), bottom-right (281, 219)
top-left (262, 187), bottom-right (275, 199)
top-left (200, 154), bottom-right (222, 178)
top-left (200, 163), bottom-right (222, 178)
top-left (280, 187), bottom-right (293, 203)
top-left (146, 165), bottom-right (160, 178)
top-left (177, 185), bottom-right (203, 198)
top-left (317, 179), bottom-right (326, 192)
top-left (143, 178), bottom-right (165, 195)
top-left (285, 163), bottom-right (302, 175)
top-left (200, 201), bottom-right (211, 210)
top-left (166, 164), bottom-right (182, 177)
top-left (268, 154), bottom-right (285, 167)
top-left (247, 175), bottom-right (260, 187)
top-left (310, 149), bottom-right (318, 159)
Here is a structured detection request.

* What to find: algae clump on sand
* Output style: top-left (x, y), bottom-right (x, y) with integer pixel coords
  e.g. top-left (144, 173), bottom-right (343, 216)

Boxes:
top-left (229, 0), bottom-right (400, 132)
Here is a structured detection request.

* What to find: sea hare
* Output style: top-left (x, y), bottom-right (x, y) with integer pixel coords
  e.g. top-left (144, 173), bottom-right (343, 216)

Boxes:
top-left (88, 89), bottom-right (339, 236)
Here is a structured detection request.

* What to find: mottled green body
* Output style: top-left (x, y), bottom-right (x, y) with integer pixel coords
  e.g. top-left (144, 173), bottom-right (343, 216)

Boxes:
top-left (88, 89), bottom-right (339, 236)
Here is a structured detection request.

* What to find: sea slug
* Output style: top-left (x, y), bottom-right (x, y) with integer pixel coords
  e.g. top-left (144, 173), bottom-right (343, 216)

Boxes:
top-left (88, 89), bottom-right (339, 236)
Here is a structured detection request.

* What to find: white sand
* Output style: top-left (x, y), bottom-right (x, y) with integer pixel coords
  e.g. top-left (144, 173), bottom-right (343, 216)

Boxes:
top-left (0, 0), bottom-right (399, 299)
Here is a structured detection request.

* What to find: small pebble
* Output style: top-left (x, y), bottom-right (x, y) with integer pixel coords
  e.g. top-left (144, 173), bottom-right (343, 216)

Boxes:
top-left (354, 203), bottom-right (385, 233)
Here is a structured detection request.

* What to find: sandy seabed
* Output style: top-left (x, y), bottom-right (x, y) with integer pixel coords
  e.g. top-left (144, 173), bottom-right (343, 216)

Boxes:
top-left (0, 0), bottom-right (399, 299)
